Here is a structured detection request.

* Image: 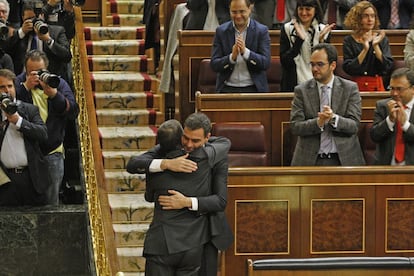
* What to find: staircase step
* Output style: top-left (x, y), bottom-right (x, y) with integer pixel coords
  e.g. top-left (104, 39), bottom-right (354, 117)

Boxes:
top-left (98, 126), bottom-right (157, 150)
top-left (105, 170), bottom-right (146, 192)
top-left (113, 223), bottom-right (149, 247)
top-left (84, 26), bottom-right (145, 41)
top-left (105, 14), bottom-right (144, 27)
top-left (102, 150), bottom-right (146, 170)
top-left (117, 247), bottom-right (146, 272)
top-left (86, 40), bottom-right (146, 55)
top-left (94, 92), bottom-right (162, 110)
top-left (91, 72), bottom-right (159, 93)
top-left (108, 193), bottom-right (153, 222)
top-left (88, 55), bottom-right (150, 72)
top-left (96, 109), bottom-right (163, 126)
top-left (106, 0), bottom-right (145, 15)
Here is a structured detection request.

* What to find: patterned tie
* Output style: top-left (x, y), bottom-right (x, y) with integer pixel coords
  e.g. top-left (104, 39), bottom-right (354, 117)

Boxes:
top-left (276, 0), bottom-right (285, 22)
top-left (389, 0), bottom-right (400, 28)
top-left (30, 34), bottom-right (38, 50)
top-left (320, 85), bottom-right (332, 154)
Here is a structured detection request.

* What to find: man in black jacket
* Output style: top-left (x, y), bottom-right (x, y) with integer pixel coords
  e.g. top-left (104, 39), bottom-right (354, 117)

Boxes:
top-left (0, 69), bottom-right (49, 206)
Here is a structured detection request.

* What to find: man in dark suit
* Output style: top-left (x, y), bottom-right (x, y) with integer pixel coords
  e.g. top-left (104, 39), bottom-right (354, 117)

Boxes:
top-left (184, 0), bottom-right (231, 30)
top-left (210, 0), bottom-right (271, 92)
top-left (370, 68), bottom-right (414, 165)
top-left (3, 1), bottom-right (72, 82)
top-left (15, 50), bottom-right (79, 205)
top-left (0, 69), bottom-right (49, 206)
top-left (290, 43), bottom-right (366, 166)
top-left (369, 0), bottom-right (414, 29)
top-left (127, 113), bottom-right (233, 276)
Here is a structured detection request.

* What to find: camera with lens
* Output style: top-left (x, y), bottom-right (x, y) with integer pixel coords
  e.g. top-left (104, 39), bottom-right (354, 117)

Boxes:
top-left (0, 21), bottom-right (8, 40)
top-left (32, 18), bottom-right (48, 35)
top-left (37, 69), bottom-right (60, 88)
top-left (0, 93), bottom-right (18, 115)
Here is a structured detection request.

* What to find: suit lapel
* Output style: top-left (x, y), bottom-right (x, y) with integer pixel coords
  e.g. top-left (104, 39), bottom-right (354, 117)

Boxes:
top-left (308, 80), bottom-right (320, 115)
top-left (331, 77), bottom-right (343, 112)
top-left (245, 20), bottom-right (255, 49)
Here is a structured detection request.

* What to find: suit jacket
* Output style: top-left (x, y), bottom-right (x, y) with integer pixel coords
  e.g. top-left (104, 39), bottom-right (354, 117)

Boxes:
top-left (0, 102), bottom-right (49, 193)
top-left (290, 76), bottom-right (366, 166)
top-left (16, 74), bottom-right (79, 155)
top-left (126, 136), bottom-right (234, 253)
top-left (369, 0), bottom-right (414, 29)
top-left (184, 0), bottom-right (230, 30)
top-left (370, 98), bottom-right (414, 165)
top-left (3, 25), bottom-right (72, 81)
top-left (210, 19), bottom-right (271, 92)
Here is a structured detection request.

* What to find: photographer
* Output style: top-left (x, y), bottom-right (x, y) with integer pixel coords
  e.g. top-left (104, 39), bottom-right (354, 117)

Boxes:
top-left (42, 0), bottom-right (75, 41)
top-left (0, 68), bottom-right (50, 206)
top-left (3, 1), bottom-right (72, 82)
top-left (15, 50), bottom-right (79, 205)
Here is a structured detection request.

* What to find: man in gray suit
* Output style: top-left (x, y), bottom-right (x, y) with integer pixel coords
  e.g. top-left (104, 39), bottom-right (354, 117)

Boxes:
top-left (127, 113), bottom-right (233, 275)
top-left (290, 43), bottom-right (366, 166)
top-left (370, 68), bottom-right (414, 165)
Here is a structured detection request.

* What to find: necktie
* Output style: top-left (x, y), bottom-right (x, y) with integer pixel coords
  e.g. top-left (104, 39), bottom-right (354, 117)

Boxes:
top-left (327, 0), bottom-right (337, 24)
top-left (276, 0), bottom-right (285, 22)
top-left (320, 85), bottom-right (332, 154)
top-left (30, 34), bottom-right (37, 50)
top-left (394, 106), bottom-right (407, 163)
top-left (389, 0), bottom-right (400, 28)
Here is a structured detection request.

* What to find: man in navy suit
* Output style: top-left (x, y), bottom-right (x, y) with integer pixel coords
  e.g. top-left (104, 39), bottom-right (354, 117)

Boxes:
top-left (369, 0), bottom-right (414, 29)
top-left (127, 113), bottom-right (233, 276)
top-left (210, 0), bottom-right (271, 93)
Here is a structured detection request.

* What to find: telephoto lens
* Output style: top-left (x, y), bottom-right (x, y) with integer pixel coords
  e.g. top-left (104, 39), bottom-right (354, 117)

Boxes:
top-left (37, 69), bottom-right (60, 88)
top-left (33, 19), bottom-right (48, 35)
top-left (0, 22), bottom-right (8, 36)
top-left (71, 0), bottom-right (85, 6)
top-left (0, 93), bottom-right (17, 115)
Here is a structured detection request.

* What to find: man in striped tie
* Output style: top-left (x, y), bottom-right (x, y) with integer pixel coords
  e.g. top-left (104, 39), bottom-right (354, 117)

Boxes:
top-left (290, 43), bottom-right (366, 166)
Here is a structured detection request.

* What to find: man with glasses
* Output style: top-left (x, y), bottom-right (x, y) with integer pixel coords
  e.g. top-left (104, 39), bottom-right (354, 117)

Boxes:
top-left (370, 67), bottom-right (414, 165)
top-left (290, 43), bottom-right (365, 166)
top-left (210, 0), bottom-right (271, 92)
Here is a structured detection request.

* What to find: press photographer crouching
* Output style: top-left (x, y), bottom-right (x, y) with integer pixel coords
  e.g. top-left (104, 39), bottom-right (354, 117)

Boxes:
top-left (0, 68), bottom-right (50, 206)
top-left (15, 50), bottom-right (79, 205)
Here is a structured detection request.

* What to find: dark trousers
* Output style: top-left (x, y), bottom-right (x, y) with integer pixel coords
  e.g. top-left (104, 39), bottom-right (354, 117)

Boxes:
top-left (220, 85), bottom-right (258, 93)
top-left (0, 168), bottom-right (46, 206)
top-left (199, 241), bottom-right (218, 276)
top-left (145, 245), bottom-right (203, 276)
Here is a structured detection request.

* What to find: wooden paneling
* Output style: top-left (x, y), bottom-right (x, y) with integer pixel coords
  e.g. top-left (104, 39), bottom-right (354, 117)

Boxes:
top-left (223, 167), bottom-right (414, 276)
top-left (179, 30), bottom-right (408, 121)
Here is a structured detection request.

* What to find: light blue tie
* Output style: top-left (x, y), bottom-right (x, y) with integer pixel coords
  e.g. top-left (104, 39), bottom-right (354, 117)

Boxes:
top-left (320, 85), bottom-right (332, 154)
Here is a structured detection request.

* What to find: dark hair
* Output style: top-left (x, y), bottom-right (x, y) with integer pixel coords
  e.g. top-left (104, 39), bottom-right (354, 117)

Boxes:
top-left (157, 119), bottom-right (183, 152)
top-left (184, 112), bottom-right (211, 137)
top-left (294, 0), bottom-right (324, 23)
top-left (24, 49), bottom-right (49, 69)
top-left (230, 0), bottom-right (251, 7)
top-left (312, 43), bottom-right (338, 63)
top-left (0, 68), bottom-right (16, 83)
top-left (391, 68), bottom-right (414, 86)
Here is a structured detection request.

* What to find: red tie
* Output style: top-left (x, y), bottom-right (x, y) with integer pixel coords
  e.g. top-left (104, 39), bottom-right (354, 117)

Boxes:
top-left (394, 106), bottom-right (407, 163)
top-left (276, 0), bottom-right (285, 22)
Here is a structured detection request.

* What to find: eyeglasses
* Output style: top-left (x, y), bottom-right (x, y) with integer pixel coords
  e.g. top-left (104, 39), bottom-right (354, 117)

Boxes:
top-left (388, 86), bottom-right (412, 92)
top-left (309, 62), bottom-right (328, 68)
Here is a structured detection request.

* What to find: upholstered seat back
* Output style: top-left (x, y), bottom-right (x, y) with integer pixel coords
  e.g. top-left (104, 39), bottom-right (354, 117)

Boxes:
top-left (212, 123), bottom-right (270, 167)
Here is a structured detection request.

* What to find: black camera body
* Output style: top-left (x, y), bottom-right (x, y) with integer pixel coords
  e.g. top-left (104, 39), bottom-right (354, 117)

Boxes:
top-left (32, 18), bottom-right (48, 35)
top-left (37, 69), bottom-right (60, 88)
top-left (0, 93), bottom-right (18, 115)
top-left (71, 0), bottom-right (86, 6)
top-left (0, 21), bottom-right (8, 39)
